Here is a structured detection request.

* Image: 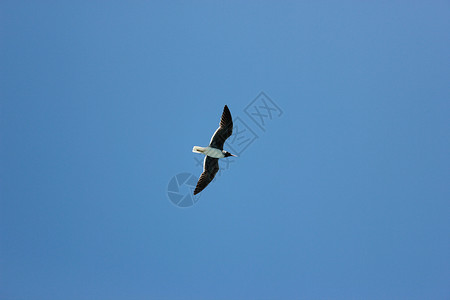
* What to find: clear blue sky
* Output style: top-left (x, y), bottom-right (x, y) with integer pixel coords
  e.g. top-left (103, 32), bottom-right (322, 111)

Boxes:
top-left (1, 1), bottom-right (449, 299)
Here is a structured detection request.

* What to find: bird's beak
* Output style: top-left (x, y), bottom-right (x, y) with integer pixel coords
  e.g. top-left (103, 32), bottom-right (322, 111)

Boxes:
top-left (231, 154), bottom-right (238, 157)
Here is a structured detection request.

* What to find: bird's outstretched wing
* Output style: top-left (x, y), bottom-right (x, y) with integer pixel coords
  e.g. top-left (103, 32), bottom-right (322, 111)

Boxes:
top-left (209, 105), bottom-right (233, 150)
top-left (194, 156), bottom-right (219, 195)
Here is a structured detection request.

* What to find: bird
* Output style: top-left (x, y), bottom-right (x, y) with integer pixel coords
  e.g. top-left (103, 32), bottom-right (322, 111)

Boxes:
top-left (192, 105), bottom-right (237, 195)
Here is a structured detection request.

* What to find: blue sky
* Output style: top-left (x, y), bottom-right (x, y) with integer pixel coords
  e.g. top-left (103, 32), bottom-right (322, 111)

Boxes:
top-left (1, 1), bottom-right (449, 299)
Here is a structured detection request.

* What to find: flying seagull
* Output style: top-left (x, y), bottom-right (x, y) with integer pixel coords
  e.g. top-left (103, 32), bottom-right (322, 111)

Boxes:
top-left (192, 105), bottom-right (237, 195)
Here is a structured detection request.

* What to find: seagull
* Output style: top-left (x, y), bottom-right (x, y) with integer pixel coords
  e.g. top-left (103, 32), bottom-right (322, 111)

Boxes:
top-left (192, 105), bottom-right (237, 195)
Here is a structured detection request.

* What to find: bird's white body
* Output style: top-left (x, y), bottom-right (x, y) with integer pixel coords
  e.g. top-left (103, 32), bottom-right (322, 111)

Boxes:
top-left (192, 146), bottom-right (225, 158)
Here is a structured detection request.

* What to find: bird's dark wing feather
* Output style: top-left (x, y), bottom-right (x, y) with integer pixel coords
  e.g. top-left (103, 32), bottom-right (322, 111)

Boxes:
top-left (194, 156), bottom-right (219, 195)
top-left (209, 105), bottom-right (233, 150)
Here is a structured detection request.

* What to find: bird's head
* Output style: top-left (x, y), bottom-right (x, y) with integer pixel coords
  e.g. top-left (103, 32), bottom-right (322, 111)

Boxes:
top-left (223, 151), bottom-right (237, 157)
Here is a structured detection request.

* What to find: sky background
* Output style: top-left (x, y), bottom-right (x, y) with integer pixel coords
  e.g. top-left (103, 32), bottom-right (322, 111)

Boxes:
top-left (1, 1), bottom-right (449, 299)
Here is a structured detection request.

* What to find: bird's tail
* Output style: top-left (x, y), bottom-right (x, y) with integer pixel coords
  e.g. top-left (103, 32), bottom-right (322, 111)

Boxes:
top-left (192, 146), bottom-right (205, 153)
